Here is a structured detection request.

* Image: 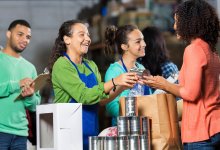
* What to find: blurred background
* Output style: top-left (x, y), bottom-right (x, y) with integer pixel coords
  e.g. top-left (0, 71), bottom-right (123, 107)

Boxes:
top-left (0, 0), bottom-right (220, 131)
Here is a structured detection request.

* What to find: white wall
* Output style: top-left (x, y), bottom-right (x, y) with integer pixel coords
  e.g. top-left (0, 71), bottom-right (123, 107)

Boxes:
top-left (0, 0), bottom-right (98, 73)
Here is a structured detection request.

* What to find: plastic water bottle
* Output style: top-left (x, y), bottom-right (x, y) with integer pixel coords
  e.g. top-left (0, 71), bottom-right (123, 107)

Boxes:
top-left (128, 83), bottom-right (144, 97)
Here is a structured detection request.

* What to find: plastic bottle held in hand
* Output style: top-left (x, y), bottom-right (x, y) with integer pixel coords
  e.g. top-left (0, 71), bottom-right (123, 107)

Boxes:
top-left (129, 83), bottom-right (144, 97)
top-left (129, 67), bottom-right (145, 97)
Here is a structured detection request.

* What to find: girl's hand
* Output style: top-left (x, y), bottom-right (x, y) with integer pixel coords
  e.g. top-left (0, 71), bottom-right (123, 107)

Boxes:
top-left (114, 72), bottom-right (138, 88)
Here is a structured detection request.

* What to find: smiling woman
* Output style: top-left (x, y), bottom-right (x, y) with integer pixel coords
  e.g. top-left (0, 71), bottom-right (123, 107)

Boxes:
top-left (104, 24), bottom-right (152, 126)
top-left (48, 20), bottom-right (138, 150)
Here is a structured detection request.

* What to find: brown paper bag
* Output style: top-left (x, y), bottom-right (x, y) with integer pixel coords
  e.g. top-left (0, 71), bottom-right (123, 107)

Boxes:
top-left (177, 99), bottom-right (183, 121)
top-left (120, 94), bottom-right (183, 150)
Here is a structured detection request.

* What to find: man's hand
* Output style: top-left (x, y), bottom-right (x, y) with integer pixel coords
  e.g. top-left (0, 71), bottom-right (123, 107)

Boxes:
top-left (19, 78), bottom-right (35, 97)
top-left (19, 78), bottom-right (33, 88)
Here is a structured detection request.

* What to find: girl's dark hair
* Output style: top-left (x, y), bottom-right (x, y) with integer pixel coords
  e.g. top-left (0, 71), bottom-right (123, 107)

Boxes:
top-left (48, 20), bottom-right (85, 74)
top-left (175, 0), bottom-right (220, 52)
top-left (104, 24), bottom-right (138, 55)
top-left (140, 26), bottom-right (170, 76)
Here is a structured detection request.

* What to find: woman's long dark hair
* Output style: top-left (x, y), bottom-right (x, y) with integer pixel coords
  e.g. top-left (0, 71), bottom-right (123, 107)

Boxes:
top-left (140, 26), bottom-right (170, 76)
top-left (48, 20), bottom-right (85, 75)
top-left (175, 0), bottom-right (220, 52)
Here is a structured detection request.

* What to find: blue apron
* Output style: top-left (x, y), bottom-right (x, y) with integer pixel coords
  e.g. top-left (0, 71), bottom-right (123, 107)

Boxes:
top-left (64, 53), bottom-right (98, 150)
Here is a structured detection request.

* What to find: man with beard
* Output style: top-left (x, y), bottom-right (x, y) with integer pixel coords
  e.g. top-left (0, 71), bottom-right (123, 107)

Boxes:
top-left (0, 19), bottom-right (41, 150)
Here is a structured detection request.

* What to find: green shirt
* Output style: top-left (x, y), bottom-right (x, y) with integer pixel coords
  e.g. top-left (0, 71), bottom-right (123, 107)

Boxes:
top-left (0, 51), bottom-right (41, 136)
top-left (52, 57), bottom-right (108, 104)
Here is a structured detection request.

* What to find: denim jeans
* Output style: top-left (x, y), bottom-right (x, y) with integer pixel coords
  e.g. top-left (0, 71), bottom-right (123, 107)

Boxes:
top-left (0, 132), bottom-right (27, 150)
top-left (184, 132), bottom-right (220, 150)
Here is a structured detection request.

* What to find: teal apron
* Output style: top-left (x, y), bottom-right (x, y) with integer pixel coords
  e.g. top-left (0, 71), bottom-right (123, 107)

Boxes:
top-left (64, 53), bottom-right (99, 150)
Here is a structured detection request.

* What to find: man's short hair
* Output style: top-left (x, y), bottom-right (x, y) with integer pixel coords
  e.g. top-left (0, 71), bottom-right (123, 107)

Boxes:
top-left (8, 19), bottom-right (31, 31)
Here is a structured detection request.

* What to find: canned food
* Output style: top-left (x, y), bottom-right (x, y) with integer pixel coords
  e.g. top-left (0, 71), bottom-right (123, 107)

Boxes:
top-left (117, 116), bottom-right (129, 136)
top-left (129, 135), bottom-right (140, 150)
top-left (125, 97), bottom-right (137, 116)
top-left (117, 136), bottom-right (128, 150)
top-left (142, 117), bottom-right (150, 135)
top-left (104, 136), bottom-right (117, 150)
top-left (140, 135), bottom-right (150, 150)
top-left (89, 136), bottom-right (104, 150)
top-left (129, 67), bottom-right (144, 77)
top-left (130, 116), bottom-right (141, 135)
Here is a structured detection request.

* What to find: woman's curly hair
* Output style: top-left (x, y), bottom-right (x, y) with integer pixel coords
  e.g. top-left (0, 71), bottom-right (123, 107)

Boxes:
top-left (48, 20), bottom-right (85, 76)
top-left (175, 0), bottom-right (220, 52)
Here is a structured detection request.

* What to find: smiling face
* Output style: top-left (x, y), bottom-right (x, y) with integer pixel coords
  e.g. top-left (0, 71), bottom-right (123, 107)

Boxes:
top-left (7, 24), bottom-right (31, 53)
top-left (123, 29), bottom-right (146, 59)
top-left (65, 23), bottom-right (91, 56)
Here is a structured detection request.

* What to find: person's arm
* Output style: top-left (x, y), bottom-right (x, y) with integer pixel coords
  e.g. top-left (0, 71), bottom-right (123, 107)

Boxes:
top-left (23, 68), bottom-right (41, 111)
top-left (103, 73), bottom-right (136, 94)
top-left (142, 75), bottom-right (181, 97)
top-left (0, 75), bottom-right (35, 98)
top-left (103, 66), bottom-right (122, 117)
top-left (0, 80), bottom-right (20, 98)
top-left (53, 59), bottom-right (137, 105)
top-left (52, 59), bottom-right (109, 104)
top-left (142, 44), bottom-right (206, 101)
top-left (23, 91), bottom-right (41, 111)
top-left (100, 64), bottom-right (127, 105)
top-left (178, 44), bottom-right (207, 101)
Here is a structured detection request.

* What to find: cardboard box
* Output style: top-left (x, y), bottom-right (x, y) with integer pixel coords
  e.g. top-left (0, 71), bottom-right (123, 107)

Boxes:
top-left (36, 103), bottom-right (82, 150)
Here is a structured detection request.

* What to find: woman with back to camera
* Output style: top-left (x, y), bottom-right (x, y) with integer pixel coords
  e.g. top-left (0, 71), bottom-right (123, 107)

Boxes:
top-left (48, 20), bottom-right (138, 150)
top-left (104, 24), bottom-right (151, 126)
top-left (141, 0), bottom-right (220, 149)
top-left (139, 26), bottom-right (179, 79)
